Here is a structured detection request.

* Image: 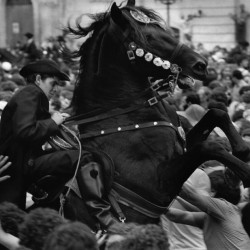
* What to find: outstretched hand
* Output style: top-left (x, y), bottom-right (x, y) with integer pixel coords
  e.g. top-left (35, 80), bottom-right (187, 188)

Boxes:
top-left (0, 155), bottom-right (11, 183)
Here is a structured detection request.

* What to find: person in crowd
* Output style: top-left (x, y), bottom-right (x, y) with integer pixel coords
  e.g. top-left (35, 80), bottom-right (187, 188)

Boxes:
top-left (43, 221), bottom-right (98, 250)
top-left (0, 220), bottom-right (19, 250)
top-left (21, 33), bottom-right (41, 64)
top-left (202, 66), bottom-right (218, 87)
top-left (177, 104), bottom-right (206, 127)
top-left (0, 202), bottom-right (26, 250)
top-left (105, 222), bottom-right (141, 250)
top-left (0, 81), bottom-right (18, 93)
top-left (227, 40), bottom-right (249, 62)
top-left (241, 202), bottom-right (250, 237)
top-left (0, 202), bottom-right (26, 238)
top-left (196, 86), bottom-right (212, 109)
top-left (166, 169), bottom-right (250, 250)
top-left (230, 4), bottom-right (250, 44)
top-left (235, 54), bottom-right (250, 83)
top-left (49, 97), bottom-right (61, 114)
top-left (183, 91), bottom-right (201, 110)
top-left (162, 168), bottom-right (210, 250)
top-left (0, 92), bottom-right (13, 103)
top-left (228, 85), bottom-right (250, 119)
top-left (208, 80), bottom-right (224, 90)
top-left (18, 208), bottom-right (64, 250)
top-left (230, 70), bottom-right (248, 102)
top-left (119, 224), bottom-right (170, 250)
top-left (58, 89), bottom-right (73, 112)
top-left (0, 59), bottom-right (117, 230)
top-left (218, 65), bottom-right (233, 89)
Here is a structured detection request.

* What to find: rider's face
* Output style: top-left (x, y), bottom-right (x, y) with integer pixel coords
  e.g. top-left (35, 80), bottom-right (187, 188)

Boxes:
top-left (36, 75), bottom-right (59, 100)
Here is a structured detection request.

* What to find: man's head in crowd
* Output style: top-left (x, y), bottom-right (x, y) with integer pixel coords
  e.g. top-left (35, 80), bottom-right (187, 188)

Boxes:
top-left (120, 224), bottom-right (169, 250)
top-left (43, 221), bottom-right (98, 250)
top-left (0, 202), bottom-right (26, 237)
top-left (18, 208), bottom-right (65, 250)
top-left (208, 169), bottom-right (241, 205)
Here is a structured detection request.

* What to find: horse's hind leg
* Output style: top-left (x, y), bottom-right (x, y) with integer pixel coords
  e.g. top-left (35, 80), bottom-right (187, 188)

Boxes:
top-left (163, 141), bottom-right (250, 201)
top-left (186, 108), bottom-right (250, 161)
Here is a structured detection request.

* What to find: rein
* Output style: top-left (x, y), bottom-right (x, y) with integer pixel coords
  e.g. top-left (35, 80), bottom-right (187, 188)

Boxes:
top-left (64, 77), bottom-right (175, 127)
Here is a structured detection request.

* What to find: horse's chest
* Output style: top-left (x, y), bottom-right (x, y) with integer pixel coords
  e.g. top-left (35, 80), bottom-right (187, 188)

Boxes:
top-left (143, 129), bottom-right (184, 158)
top-left (117, 128), bottom-right (185, 162)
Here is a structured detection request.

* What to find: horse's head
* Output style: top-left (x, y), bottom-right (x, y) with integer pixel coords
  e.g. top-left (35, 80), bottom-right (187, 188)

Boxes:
top-left (110, 2), bottom-right (207, 86)
top-left (70, 1), bottom-right (207, 112)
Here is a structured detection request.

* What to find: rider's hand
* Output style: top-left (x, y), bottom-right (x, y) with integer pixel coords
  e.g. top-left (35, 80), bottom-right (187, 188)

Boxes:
top-left (0, 156), bottom-right (11, 183)
top-left (51, 112), bottom-right (66, 125)
top-left (95, 230), bottom-right (107, 248)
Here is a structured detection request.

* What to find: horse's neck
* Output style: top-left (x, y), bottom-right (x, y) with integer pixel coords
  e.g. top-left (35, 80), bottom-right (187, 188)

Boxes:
top-left (155, 100), bottom-right (180, 126)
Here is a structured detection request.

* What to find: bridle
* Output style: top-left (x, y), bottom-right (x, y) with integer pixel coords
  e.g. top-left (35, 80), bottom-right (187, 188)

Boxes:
top-left (64, 8), bottom-right (184, 128)
top-left (63, 37), bottom-right (185, 143)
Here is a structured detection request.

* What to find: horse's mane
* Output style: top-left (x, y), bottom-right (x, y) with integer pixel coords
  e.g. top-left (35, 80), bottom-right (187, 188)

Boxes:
top-left (65, 4), bottom-right (167, 114)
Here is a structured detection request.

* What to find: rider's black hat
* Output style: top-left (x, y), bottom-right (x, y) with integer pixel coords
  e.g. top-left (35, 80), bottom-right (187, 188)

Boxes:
top-left (19, 59), bottom-right (70, 82)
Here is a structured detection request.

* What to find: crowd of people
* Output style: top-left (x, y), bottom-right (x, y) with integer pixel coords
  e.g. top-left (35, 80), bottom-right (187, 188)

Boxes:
top-left (0, 31), bottom-right (249, 249)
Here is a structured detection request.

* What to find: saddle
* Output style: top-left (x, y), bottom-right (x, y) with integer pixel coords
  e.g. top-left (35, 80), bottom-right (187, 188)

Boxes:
top-left (28, 148), bottom-right (115, 204)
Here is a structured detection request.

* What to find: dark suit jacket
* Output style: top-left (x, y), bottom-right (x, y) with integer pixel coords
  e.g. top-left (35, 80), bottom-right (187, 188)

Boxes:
top-left (0, 84), bottom-right (59, 208)
top-left (23, 40), bottom-right (41, 62)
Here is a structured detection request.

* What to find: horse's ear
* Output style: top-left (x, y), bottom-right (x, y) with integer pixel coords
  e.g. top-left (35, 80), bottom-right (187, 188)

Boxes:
top-left (110, 2), bottom-right (127, 30)
top-left (127, 0), bottom-right (135, 6)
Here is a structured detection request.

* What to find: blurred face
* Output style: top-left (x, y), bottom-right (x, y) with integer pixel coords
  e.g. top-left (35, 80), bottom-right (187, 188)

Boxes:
top-left (59, 96), bottom-right (71, 110)
top-left (221, 67), bottom-right (231, 78)
top-left (36, 75), bottom-right (59, 100)
top-left (241, 59), bottom-right (249, 68)
top-left (243, 135), bottom-right (250, 143)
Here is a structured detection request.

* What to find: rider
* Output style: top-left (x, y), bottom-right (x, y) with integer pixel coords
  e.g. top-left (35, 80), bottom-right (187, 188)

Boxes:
top-left (0, 59), bottom-right (116, 229)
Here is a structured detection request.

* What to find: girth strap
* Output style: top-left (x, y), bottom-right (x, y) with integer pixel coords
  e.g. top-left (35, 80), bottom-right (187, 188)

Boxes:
top-left (109, 182), bottom-right (169, 218)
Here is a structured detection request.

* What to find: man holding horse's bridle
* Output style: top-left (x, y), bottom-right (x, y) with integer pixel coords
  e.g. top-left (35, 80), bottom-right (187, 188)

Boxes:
top-left (0, 59), bottom-right (117, 230)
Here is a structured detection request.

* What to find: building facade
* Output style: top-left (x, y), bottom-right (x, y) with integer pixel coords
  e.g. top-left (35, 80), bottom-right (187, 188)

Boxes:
top-left (0, 0), bottom-right (250, 51)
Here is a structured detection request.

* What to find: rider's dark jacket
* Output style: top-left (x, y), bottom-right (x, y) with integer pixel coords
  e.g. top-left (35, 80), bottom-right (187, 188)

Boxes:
top-left (0, 84), bottom-right (59, 208)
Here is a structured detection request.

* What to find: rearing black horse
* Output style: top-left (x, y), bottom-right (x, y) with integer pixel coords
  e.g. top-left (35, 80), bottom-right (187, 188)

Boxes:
top-left (62, 0), bottom-right (250, 226)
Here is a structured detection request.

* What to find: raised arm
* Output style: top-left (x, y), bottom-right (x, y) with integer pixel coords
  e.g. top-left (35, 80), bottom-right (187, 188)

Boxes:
top-left (175, 196), bottom-right (201, 212)
top-left (179, 182), bottom-right (211, 212)
top-left (180, 182), bottom-right (225, 220)
top-left (0, 221), bottom-right (20, 250)
top-left (166, 208), bottom-right (205, 229)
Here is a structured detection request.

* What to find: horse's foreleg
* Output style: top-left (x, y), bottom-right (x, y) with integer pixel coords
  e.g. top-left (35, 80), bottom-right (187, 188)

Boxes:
top-left (186, 108), bottom-right (250, 161)
top-left (163, 141), bottom-right (250, 201)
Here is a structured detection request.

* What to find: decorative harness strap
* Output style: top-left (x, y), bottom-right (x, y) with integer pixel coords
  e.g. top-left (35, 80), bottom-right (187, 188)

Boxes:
top-left (80, 121), bottom-right (186, 149)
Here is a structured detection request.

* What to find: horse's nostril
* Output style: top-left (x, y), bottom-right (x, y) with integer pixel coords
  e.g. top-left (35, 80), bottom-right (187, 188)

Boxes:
top-left (193, 62), bottom-right (206, 72)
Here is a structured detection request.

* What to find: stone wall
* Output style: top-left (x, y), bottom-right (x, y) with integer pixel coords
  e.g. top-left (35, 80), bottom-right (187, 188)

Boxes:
top-left (0, 0), bottom-right (7, 48)
top-left (1, 0), bottom-right (250, 51)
